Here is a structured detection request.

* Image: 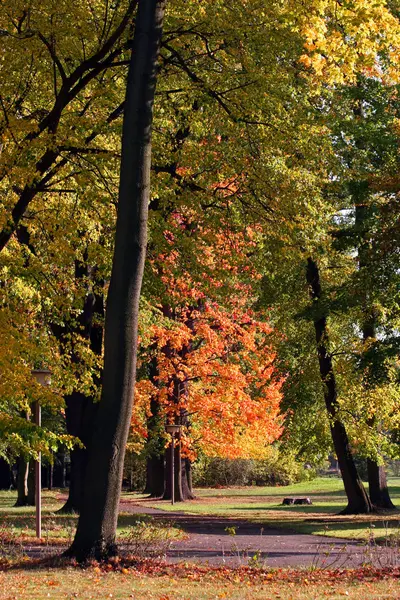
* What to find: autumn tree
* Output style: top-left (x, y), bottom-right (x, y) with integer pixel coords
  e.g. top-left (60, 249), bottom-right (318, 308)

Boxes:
top-left (132, 218), bottom-right (283, 500)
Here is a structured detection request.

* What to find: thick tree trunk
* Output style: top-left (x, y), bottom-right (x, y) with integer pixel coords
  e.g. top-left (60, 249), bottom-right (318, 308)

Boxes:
top-left (0, 459), bottom-right (13, 490)
top-left (144, 454), bottom-right (165, 497)
top-left (367, 459), bottom-right (396, 509)
top-left (306, 258), bottom-right (372, 514)
top-left (59, 393), bottom-right (99, 513)
top-left (67, 0), bottom-right (166, 561)
top-left (14, 457), bottom-right (30, 506)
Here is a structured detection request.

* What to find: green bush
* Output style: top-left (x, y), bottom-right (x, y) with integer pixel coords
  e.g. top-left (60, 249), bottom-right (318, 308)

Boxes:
top-left (192, 450), bottom-right (316, 488)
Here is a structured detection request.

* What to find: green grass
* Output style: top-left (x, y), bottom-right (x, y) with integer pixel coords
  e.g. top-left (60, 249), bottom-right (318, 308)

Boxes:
top-left (0, 491), bottom-right (183, 544)
top-left (132, 476), bottom-right (400, 541)
top-left (1, 478), bottom-right (400, 544)
top-left (0, 566), bottom-right (399, 599)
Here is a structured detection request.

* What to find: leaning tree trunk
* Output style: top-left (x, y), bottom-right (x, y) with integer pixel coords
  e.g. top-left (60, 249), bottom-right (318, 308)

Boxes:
top-left (306, 257), bottom-right (372, 514)
top-left (67, 0), bottom-right (167, 561)
top-left (355, 205), bottom-right (396, 510)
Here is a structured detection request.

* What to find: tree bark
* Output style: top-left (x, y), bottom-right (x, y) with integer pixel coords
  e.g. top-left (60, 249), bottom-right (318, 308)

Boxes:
top-left (67, 0), bottom-right (167, 561)
top-left (143, 358), bottom-right (165, 498)
top-left (59, 393), bottom-right (99, 513)
top-left (14, 457), bottom-right (30, 506)
top-left (27, 462), bottom-right (35, 506)
top-left (367, 459), bottom-right (395, 509)
top-left (0, 459), bottom-right (13, 490)
top-left (162, 411), bottom-right (194, 502)
top-left (143, 394), bottom-right (165, 497)
top-left (306, 257), bottom-right (372, 514)
top-left (59, 260), bottom-right (104, 514)
top-left (144, 454), bottom-right (165, 498)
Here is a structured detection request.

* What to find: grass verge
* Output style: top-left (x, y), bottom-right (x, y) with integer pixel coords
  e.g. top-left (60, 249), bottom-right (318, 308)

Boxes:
top-left (133, 477), bottom-right (400, 542)
top-left (0, 560), bottom-right (399, 599)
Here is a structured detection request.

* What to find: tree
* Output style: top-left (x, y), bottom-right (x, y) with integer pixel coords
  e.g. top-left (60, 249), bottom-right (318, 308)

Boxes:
top-left (67, 0), bottom-right (167, 561)
top-left (132, 219), bottom-right (283, 501)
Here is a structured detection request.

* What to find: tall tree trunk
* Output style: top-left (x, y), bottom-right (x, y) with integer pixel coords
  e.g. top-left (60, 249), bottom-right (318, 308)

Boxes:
top-left (306, 257), bottom-right (372, 514)
top-left (355, 205), bottom-right (395, 510)
top-left (67, 0), bottom-right (167, 561)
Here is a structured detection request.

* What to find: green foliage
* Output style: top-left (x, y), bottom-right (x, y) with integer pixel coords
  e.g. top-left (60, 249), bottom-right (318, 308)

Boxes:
top-left (192, 449), bottom-right (316, 488)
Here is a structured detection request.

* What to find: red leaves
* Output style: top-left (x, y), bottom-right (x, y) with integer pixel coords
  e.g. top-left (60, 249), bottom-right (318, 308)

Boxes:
top-left (134, 216), bottom-right (284, 459)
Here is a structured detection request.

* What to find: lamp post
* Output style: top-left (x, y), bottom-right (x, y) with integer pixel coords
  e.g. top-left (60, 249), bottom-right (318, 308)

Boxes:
top-left (165, 424), bottom-right (182, 505)
top-left (31, 369), bottom-right (51, 538)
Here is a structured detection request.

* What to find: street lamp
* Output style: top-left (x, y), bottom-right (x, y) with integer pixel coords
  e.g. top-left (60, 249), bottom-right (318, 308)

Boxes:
top-left (165, 424), bottom-right (182, 506)
top-left (31, 369), bottom-right (52, 538)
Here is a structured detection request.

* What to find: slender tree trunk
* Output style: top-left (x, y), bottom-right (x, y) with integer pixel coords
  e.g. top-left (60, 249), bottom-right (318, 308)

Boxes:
top-left (59, 451), bottom-right (67, 488)
top-left (306, 257), bottom-right (372, 514)
top-left (27, 462), bottom-right (35, 506)
top-left (47, 462), bottom-right (53, 491)
top-left (14, 457), bottom-right (30, 506)
top-left (67, 0), bottom-right (167, 561)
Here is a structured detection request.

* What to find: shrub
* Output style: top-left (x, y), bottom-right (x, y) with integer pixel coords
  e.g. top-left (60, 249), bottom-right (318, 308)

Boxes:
top-left (192, 449), bottom-right (316, 488)
top-left (120, 517), bottom-right (182, 558)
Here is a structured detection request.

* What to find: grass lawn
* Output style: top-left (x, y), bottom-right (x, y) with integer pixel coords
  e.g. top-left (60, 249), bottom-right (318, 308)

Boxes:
top-left (0, 564), bottom-right (400, 600)
top-left (0, 490), bottom-right (183, 547)
top-left (133, 476), bottom-right (400, 542)
top-left (1, 477), bottom-right (400, 546)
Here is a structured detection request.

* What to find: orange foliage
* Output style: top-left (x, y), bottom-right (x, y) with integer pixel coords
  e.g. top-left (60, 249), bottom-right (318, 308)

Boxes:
top-left (133, 215), bottom-right (284, 459)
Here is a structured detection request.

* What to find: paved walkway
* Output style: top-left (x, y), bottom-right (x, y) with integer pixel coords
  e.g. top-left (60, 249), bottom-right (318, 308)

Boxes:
top-left (119, 500), bottom-right (396, 568)
top-left (22, 499), bottom-right (399, 568)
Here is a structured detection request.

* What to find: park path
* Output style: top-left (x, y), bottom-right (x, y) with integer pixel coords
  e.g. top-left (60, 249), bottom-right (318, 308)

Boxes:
top-left (118, 499), bottom-right (393, 569)
top-left (22, 497), bottom-right (398, 568)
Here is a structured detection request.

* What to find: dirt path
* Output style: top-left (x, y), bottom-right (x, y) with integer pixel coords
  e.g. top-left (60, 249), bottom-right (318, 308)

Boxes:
top-left (119, 500), bottom-right (394, 568)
